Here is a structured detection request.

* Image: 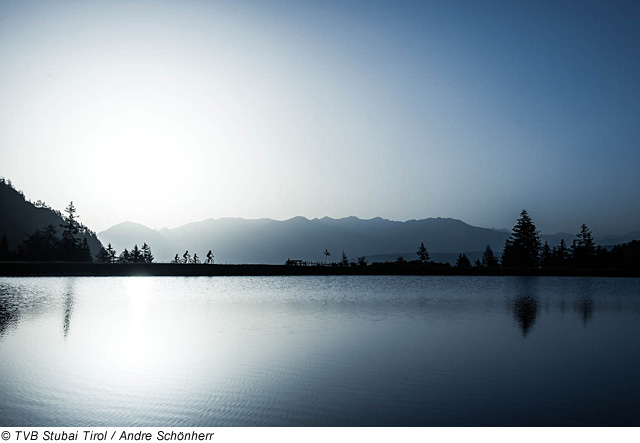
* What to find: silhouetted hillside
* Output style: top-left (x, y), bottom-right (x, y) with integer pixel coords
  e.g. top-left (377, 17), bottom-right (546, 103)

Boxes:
top-left (0, 179), bottom-right (102, 257)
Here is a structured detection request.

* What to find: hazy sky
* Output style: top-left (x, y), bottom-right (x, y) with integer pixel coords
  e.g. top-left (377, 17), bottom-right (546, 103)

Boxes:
top-left (1, 0), bottom-right (639, 235)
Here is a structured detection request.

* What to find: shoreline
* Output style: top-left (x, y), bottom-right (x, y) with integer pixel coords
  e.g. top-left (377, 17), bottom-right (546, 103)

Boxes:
top-left (0, 262), bottom-right (638, 278)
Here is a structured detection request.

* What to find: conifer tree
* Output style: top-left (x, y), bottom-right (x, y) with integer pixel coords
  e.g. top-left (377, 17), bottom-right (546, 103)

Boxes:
top-left (540, 241), bottom-right (553, 268)
top-left (572, 224), bottom-right (596, 268)
top-left (553, 239), bottom-right (570, 267)
top-left (501, 210), bottom-right (541, 268)
top-left (106, 243), bottom-right (117, 263)
top-left (60, 201), bottom-right (81, 261)
top-left (131, 244), bottom-right (143, 263)
top-left (119, 248), bottom-right (131, 263)
top-left (96, 246), bottom-right (110, 263)
top-left (341, 250), bottom-right (349, 267)
top-left (142, 243), bottom-right (154, 263)
top-left (456, 253), bottom-right (471, 268)
top-left (417, 242), bottom-right (430, 263)
top-left (481, 244), bottom-right (499, 268)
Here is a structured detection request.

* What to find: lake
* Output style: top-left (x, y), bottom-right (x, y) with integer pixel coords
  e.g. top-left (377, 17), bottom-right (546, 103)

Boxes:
top-left (0, 275), bottom-right (639, 426)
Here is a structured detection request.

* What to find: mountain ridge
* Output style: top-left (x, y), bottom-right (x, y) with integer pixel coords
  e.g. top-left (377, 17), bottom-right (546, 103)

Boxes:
top-left (98, 216), bottom-right (640, 265)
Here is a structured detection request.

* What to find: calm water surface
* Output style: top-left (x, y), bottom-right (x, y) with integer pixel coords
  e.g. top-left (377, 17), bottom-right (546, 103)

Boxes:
top-left (0, 276), bottom-right (639, 426)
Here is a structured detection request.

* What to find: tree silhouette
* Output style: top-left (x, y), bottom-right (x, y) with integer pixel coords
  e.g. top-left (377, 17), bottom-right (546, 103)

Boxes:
top-left (340, 250), bottom-right (349, 267)
top-left (96, 246), bottom-right (109, 263)
top-left (501, 210), bottom-right (541, 268)
top-left (357, 256), bottom-right (367, 267)
top-left (142, 243), bottom-right (154, 263)
top-left (395, 255), bottom-right (407, 264)
top-left (60, 202), bottom-right (81, 261)
top-left (481, 244), bottom-right (499, 268)
top-left (572, 224), bottom-right (596, 268)
top-left (131, 244), bottom-right (143, 263)
top-left (456, 253), bottom-right (471, 268)
top-left (106, 243), bottom-right (117, 263)
top-left (119, 248), bottom-right (131, 263)
top-left (206, 250), bottom-right (214, 264)
top-left (553, 239), bottom-right (570, 267)
top-left (416, 242), bottom-right (430, 263)
top-left (539, 241), bottom-right (553, 268)
top-left (21, 225), bottom-right (60, 261)
top-left (513, 295), bottom-right (538, 337)
top-left (323, 249), bottom-right (331, 264)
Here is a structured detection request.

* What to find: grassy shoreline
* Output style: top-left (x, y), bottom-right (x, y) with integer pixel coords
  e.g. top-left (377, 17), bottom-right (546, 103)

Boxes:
top-left (0, 262), bottom-right (638, 277)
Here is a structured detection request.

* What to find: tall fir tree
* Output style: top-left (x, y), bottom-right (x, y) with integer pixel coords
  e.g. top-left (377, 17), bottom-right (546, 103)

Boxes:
top-left (416, 242), bottom-right (430, 263)
top-left (481, 244), bottom-right (499, 268)
top-left (456, 253), bottom-right (471, 268)
top-left (142, 243), bottom-right (154, 263)
top-left (341, 250), bottom-right (349, 267)
top-left (553, 239), bottom-right (570, 267)
top-left (572, 224), bottom-right (596, 268)
top-left (106, 243), bottom-right (117, 263)
top-left (501, 210), bottom-right (541, 268)
top-left (60, 201), bottom-right (80, 261)
top-left (130, 244), bottom-right (143, 263)
top-left (539, 241), bottom-right (553, 268)
top-left (119, 248), bottom-right (131, 263)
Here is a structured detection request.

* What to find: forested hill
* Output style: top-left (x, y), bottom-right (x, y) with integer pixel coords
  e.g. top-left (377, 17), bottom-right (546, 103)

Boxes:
top-left (0, 178), bottom-right (102, 257)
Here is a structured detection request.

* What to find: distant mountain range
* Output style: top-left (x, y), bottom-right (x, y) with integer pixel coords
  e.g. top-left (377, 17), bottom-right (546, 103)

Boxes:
top-left (0, 180), bottom-right (103, 256)
top-left (3, 177), bottom-right (638, 265)
top-left (98, 217), bottom-right (640, 265)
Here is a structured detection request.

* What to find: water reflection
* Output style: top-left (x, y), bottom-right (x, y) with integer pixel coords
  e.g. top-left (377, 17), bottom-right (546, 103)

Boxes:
top-left (513, 295), bottom-right (538, 336)
top-left (509, 277), bottom-right (539, 337)
top-left (0, 286), bottom-right (20, 337)
top-left (1, 276), bottom-right (640, 426)
top-left (575, 298), bottom-right (594, 327)
top-left (0, 283), bottom-right (22, 337)
top-left (574, 278), bottom-right (594, 327)
top-left (62, 281), bottom-right (75, 338)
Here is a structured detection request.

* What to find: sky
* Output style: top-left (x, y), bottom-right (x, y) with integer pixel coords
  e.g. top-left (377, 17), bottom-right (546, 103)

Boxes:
top-left (1, 0), bottom-right (639, 235)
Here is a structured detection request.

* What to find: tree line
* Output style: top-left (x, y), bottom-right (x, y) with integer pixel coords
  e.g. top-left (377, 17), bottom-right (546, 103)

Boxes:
top-left (0, 200), bottom-right (156, 264)
top-left (2, 199), bottom-right (638, 270)
top-left (320, 211), bottom-right (639, 270)
top-left (495, 210), bottom-right (638, 270)
top-left (1, 202), bottom-right (94, 262)
top-left (422, 210), bottom-right (638, 270)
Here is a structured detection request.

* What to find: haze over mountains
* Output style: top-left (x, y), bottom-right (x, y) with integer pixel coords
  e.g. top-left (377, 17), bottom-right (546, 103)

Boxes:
top-left (98, 217), bottom-right (640, 265)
